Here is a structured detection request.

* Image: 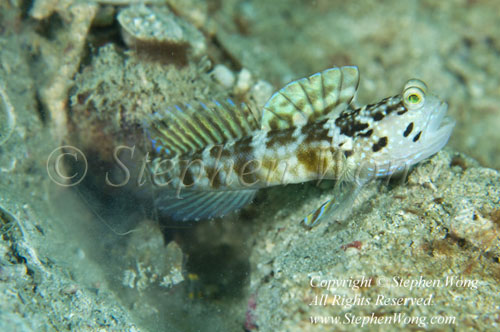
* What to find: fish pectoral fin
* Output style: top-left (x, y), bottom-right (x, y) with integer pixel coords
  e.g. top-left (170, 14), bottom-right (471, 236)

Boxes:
top-left (302, 181), bottom-right (364, 227)
top-left (156, 189), bottom-right (257, 221)
top-left (261, 66), bottom-right (360, 131)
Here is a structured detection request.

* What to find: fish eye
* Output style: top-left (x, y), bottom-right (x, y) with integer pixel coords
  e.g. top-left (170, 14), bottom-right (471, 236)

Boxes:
top-left (403, 86), bottom-right (425, 109)
top-left (408, 93), bottom-right (421, 104)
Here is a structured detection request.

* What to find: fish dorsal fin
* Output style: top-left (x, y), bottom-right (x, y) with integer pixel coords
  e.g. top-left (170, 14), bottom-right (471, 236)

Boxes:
top-left (156, 189), bottom-right (257, 221)
top-left (146, 99), bottom-right (259, 157)
top-left (261, 66), bottom-right (360, 131)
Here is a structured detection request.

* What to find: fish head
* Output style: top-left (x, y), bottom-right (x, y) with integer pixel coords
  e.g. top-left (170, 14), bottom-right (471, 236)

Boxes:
top-left (351, 78), bottom-right (455, 176)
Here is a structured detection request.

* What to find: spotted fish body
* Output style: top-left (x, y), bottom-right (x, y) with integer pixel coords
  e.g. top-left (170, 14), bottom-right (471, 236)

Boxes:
top-left (145, 66), bottom-right (454, 224)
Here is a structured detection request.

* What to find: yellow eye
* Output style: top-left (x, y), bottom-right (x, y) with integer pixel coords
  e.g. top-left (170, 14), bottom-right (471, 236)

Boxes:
top-left (403, 84), bottom-right (425, 109)
top-left (408, 93), bottom-right (421, 104)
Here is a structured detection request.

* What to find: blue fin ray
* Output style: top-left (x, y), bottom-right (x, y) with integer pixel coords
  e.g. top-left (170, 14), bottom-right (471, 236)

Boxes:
top-left (156, 189), bottom-right (257, 221)
top-left (303, 181), bottom-right (365, 227)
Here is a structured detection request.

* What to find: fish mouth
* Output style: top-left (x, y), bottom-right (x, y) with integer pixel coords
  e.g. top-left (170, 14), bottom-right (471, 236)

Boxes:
top-left (425, 102), bottom-right (455, 142)
top-left (417, 102), bottom-right (455, 160)
top-left (427, 102), bottom-right (453, 133)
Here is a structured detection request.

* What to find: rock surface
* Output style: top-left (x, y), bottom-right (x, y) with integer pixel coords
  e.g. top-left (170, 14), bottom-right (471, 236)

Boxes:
top-left (247, 150), bottom-right (500, 331)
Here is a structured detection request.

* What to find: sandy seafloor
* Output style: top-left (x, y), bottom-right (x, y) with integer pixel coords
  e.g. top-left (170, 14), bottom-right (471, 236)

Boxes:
top-left (1, 0), bottom-right (500, 331)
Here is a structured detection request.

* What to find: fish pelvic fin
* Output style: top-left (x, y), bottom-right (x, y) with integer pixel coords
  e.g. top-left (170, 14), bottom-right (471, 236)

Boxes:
top-left (302, 180), bottom-right (364, 227)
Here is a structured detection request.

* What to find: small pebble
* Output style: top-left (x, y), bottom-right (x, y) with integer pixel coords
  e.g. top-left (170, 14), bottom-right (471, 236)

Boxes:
top-left (234, 68), bottom-right (252, 95)
top-left (212, 64), bottom-right (235, 88)
top-left (117, 5), bottom-right (206, 57)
